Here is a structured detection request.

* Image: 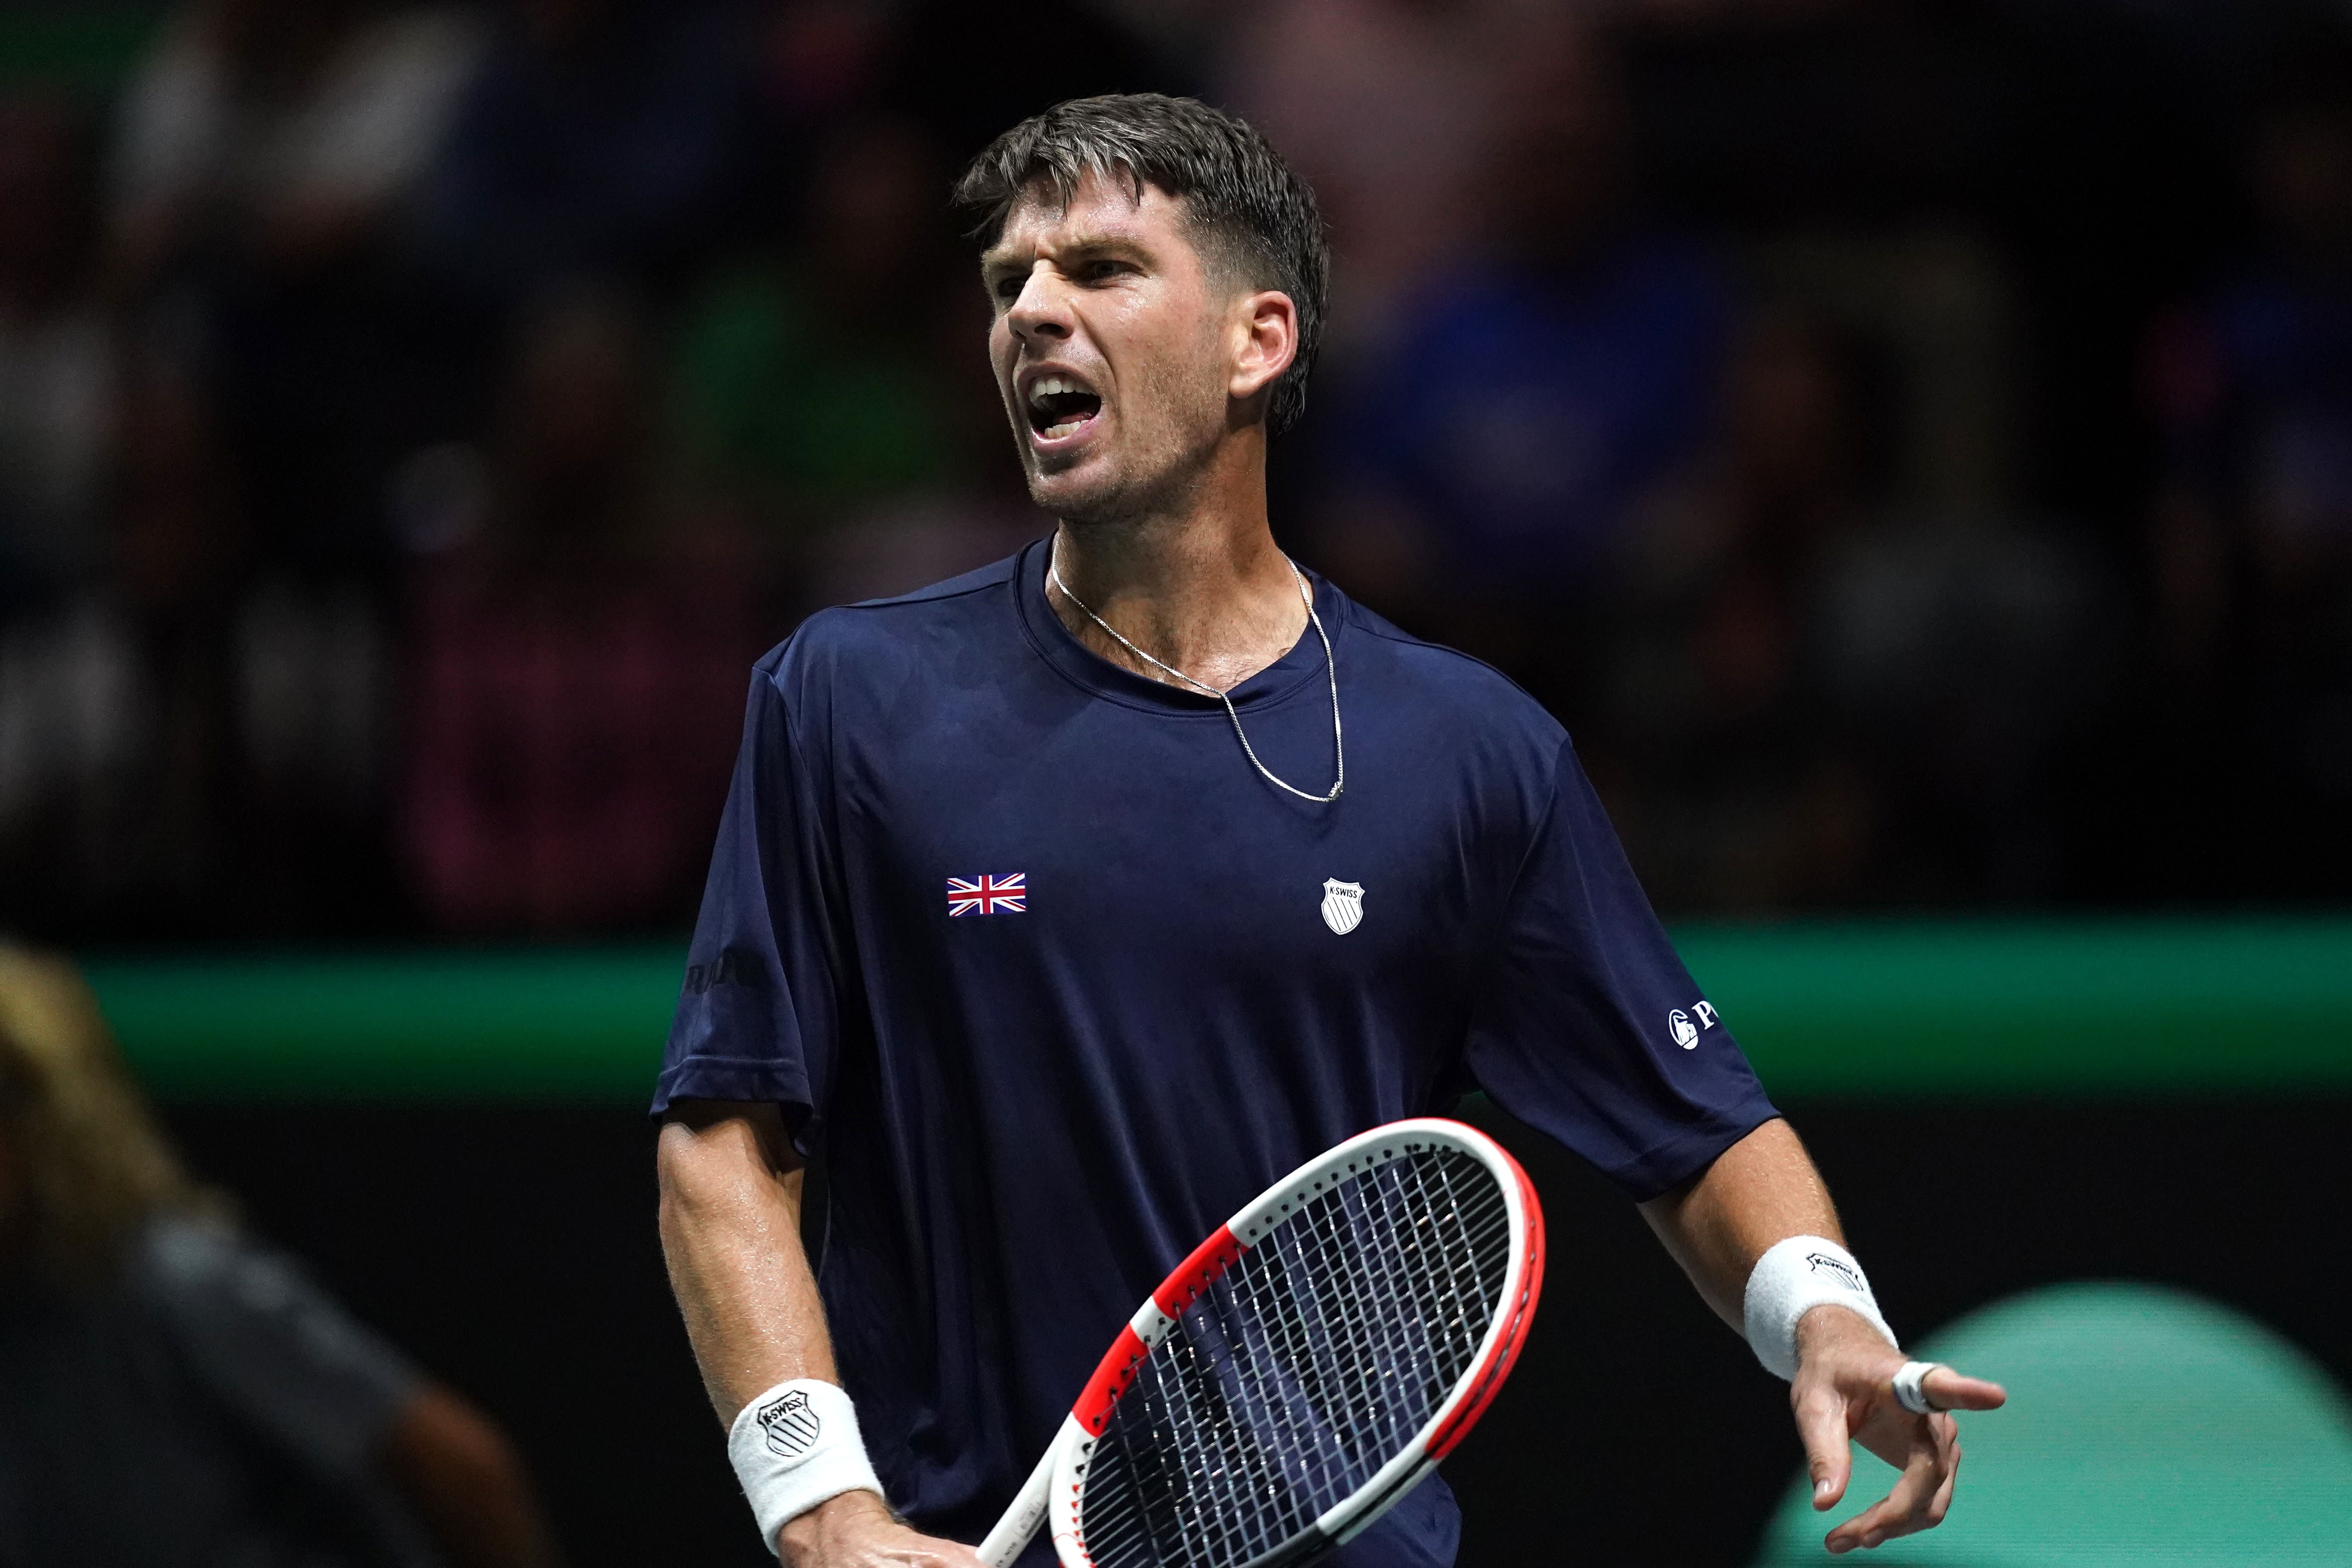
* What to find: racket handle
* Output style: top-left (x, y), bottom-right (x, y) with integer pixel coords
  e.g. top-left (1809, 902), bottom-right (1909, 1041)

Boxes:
top-left (977, 1440), bottom-right (1057, 1567)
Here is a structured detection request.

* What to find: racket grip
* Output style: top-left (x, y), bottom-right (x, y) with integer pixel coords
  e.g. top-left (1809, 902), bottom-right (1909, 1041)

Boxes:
top-left (977, 1443), bottom-right (1056, 1567)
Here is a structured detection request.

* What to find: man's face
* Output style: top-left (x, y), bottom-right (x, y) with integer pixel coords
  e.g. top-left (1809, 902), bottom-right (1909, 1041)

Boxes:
top-left (982, 171), bottom-right (1242, 523)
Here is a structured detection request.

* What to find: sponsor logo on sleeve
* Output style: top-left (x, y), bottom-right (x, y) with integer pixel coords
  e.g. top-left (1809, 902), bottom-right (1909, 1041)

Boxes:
top-left (1669, 1000), bottom-right (1722, 1050)
top-left (683, 947), bottom-right (761, 996)
top-left (758, 1389), bottom-right (821, 1461)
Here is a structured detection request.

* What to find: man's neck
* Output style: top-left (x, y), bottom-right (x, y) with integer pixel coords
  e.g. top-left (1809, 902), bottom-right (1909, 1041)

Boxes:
top-left (1045, 470), bottom-right (1309, 695)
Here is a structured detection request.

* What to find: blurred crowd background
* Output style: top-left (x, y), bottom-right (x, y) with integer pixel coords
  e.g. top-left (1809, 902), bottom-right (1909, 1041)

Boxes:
top-left (4, 0), bottom-right (2352, 944)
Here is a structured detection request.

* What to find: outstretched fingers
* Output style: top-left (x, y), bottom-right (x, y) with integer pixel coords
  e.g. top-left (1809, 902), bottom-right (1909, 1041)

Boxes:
top-left (1823, 1416), bottom-right (1961, 1554)
top-left (1922, 1365), bottom-right (2007, 1413)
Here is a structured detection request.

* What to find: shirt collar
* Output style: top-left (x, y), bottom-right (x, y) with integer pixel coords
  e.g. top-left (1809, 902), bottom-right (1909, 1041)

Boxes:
top-left (1011, 535), bottom-right (1346, 715)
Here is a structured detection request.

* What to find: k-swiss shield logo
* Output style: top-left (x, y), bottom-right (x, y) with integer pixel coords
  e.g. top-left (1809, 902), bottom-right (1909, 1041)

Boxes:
top-left (1320, 878), bottom-right (1365, 936)
top-left (757, 1389), bottom-right (821, 1461)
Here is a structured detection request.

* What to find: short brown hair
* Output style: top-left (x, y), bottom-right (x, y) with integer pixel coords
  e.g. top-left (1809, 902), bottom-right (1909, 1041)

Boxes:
top-left (955, 94), bottom-right (1330, 436)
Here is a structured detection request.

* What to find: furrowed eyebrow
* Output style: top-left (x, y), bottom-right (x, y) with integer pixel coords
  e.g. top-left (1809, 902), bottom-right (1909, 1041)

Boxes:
top-left (980, 232), bottom-right (1150, 279)
top-left (1051, 232), bottom-right (1143, 258)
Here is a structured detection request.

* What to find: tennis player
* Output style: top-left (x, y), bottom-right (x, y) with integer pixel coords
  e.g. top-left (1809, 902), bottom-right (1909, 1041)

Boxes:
top-left (655, 94), bottom-right (2003, 1568)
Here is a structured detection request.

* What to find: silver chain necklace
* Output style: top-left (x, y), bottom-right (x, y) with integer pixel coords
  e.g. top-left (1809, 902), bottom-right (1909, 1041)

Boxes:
top-left (1047, 543), bottom-right (1344, 803)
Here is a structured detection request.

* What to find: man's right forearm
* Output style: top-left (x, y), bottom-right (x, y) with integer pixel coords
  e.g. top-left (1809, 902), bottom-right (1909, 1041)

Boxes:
top-left (658, 1101), bottom-right (983, 1568)
top-left (656, 1099), bottom-right (837, 1421)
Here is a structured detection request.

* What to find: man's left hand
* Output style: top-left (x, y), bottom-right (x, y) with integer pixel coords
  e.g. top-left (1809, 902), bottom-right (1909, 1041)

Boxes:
top-left (1790, 1306), bottom-right (2008, 1554)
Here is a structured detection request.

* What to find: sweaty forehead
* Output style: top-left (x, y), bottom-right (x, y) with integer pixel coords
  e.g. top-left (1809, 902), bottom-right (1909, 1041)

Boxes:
top-left (984, 171), bottom-right (1188, 264)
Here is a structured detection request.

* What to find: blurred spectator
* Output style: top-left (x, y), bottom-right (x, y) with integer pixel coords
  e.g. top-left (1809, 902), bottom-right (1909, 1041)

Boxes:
top-left (1605, 308), bottom-right (2108, 910)
top-left (0, 94), bottom-right (112, 615)
top-left (670, 117), bottom-right (967, 540)
top-left (1304, 22), bottom-right (1730, 712)
top-left (2147, 67), bottom-right (2352, 896)
top-left (403, 285), bottom-right (771, 933)
top-left (0, 351), bottom-right (249, 937)
top-left (0, 943), bottom-right (561, 1566)
top-left (1596, 310), bottom-right (1878, 910)
top-left (233, 569), bottom-right (396, 929)
top-left (97, 351), bottom-right (251, 912)
top-left (1217, 0), bottom-right (1511, 344)
top-left (109, 0), bottom-right (483, 290)
top-left (3, 338), bottom-right (401, 939)
top-left (1746, 228), bottom-right (2018, 521)
top-left (107, 0), bottom-right (487, 575)
top-left (409, 0), bottom-right (761, 306)
top-left (666, 114), bottom-right (1038, 608)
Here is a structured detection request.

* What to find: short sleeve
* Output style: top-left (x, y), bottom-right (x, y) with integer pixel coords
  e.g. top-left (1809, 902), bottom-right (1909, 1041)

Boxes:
top-left (138, 1218), bottom-right (420, 1482)
top-left (653, 662), bottom-right (843, 1146)
top-left (1464, 739), bottom-right (1778, 1200)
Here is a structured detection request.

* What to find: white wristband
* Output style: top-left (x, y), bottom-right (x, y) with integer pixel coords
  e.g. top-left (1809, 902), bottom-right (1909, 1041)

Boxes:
top-left (1742, 1235), bottom-right (1897, 1380)
top-left (727, 1379), bottom-right (884, 1556)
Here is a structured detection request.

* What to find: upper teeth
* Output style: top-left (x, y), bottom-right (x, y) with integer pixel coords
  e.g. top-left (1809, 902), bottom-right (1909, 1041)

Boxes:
top-left (1029, 375), bottom-right (1084, 407)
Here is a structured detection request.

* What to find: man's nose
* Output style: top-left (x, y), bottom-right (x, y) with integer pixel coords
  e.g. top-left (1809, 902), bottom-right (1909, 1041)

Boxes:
top-left (1007, 269), bottom-right (1074, 343)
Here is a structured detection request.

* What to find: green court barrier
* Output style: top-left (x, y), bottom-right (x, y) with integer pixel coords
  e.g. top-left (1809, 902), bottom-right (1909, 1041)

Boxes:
top-left (75, 917), bottom-right (2352, 1103)
top-left (1676, 917), bottom-right (2352, 1097)
top-left (85, 947), bottom-right (681, 1103)
top-left (1751, 1283), bottom-right (2352, 1566)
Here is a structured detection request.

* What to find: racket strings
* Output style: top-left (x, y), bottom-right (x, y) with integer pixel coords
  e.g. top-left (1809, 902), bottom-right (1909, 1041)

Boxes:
top-left (1076, 1147), bottom-right (1512, 1568)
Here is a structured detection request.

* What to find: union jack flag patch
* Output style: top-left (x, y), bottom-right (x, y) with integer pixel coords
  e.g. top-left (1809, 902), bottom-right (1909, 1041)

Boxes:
top-left (947, 873), bottom-right (1026, 916)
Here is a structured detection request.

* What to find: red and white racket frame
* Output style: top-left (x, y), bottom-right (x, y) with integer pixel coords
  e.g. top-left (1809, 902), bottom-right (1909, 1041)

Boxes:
top-left (977, 1117), bottom-right (1547, 1568)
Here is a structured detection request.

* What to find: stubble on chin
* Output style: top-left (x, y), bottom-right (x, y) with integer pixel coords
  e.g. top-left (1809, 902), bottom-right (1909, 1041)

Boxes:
top-left (1033, 457), bottom-right (1213, 533)
top-left (1029, 458), bottom-right (1141, 530)
top-left (1026, 415), bottom-right (1223, 532)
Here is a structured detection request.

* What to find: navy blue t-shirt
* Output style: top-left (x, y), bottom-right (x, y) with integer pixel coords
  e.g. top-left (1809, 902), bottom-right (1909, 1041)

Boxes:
top-left (655, 539), bottom-right (1777, 1565)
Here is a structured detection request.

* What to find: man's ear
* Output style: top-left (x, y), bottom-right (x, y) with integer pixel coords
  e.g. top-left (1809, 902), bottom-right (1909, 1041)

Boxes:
top-left (1228, 289), bottom-right (1298, 407)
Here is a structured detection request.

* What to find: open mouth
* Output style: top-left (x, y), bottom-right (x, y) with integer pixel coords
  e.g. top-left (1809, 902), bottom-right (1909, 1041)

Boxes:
top-left (1025, 373), bottom-right (1103, 441)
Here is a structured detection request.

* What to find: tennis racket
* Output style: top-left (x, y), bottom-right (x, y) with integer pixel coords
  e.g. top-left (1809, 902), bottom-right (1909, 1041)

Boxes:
top-left (976, 1116), bottom-right (1545, 1568)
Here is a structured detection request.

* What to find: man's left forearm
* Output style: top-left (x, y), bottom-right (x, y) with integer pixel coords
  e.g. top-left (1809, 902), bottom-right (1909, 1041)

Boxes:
top-left (1637, 1115), bottom-right (2006, 1555)
top-left (1637, 1116), bottom-right (1840, 1331)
